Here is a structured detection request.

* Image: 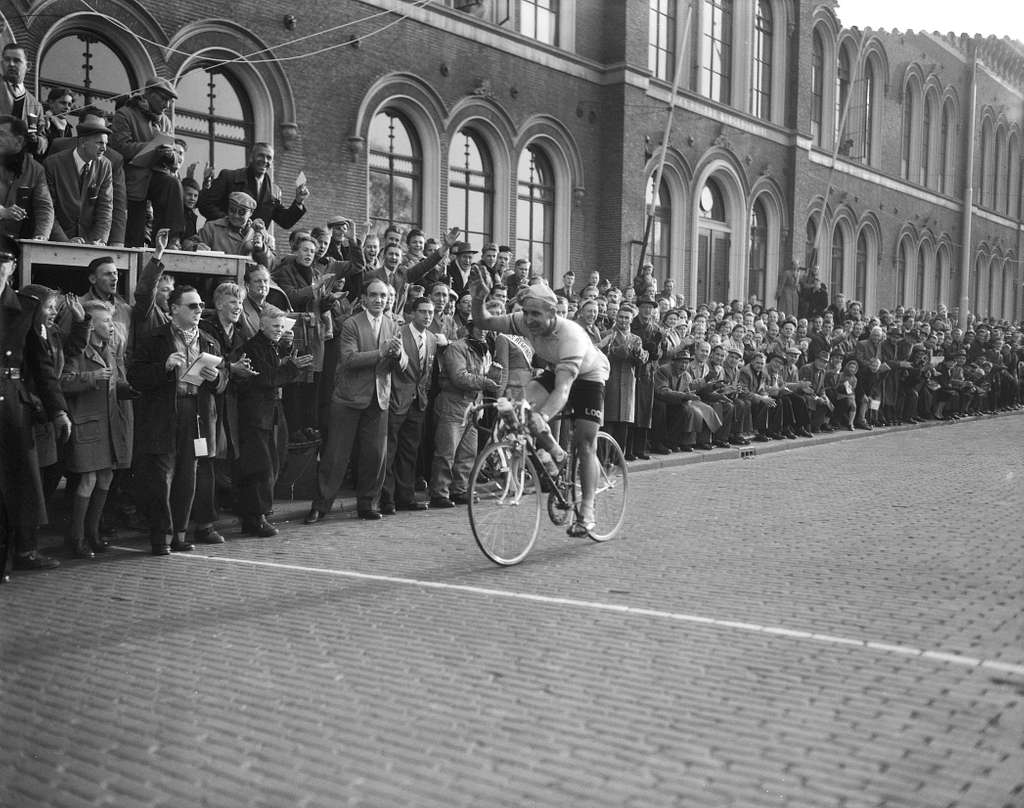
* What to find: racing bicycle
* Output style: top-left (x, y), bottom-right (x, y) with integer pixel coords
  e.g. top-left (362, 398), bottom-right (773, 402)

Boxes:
top-left (461, 398), bottom-right (628, 565)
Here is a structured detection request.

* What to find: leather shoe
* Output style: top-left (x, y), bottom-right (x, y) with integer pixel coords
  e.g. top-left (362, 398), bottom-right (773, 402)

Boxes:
top-left (304, 508), bottom-right (327, 524)
top-left (358, 509), bottom-right (382, 520)
top-left (195, 527), bottom-right (226, 544)
top-left (695, 442), bottom-right (713, 450)
top-left (712, 440), bottom-right (731, 449)
top-left (429, 497), bottom-right (455, 509)
top-left (71, 538), bottom-right (95, 559)
top-left (12, 552), bottom-right (60, 571)
top-left (796, 427), bottom-right (814, 438)
top-left (397, 501), bottom-right (429, 511)
top-left (169, 539), bottom-right (195, 552)
top-left (678, 445), bottom-right (694, 452)
top-left (452, 492), bottom-right (479, 505)
top-left (819, 424), bottom-right (835, 433)
top-left (380, 503), bottom-right (397, 515)
top-left (634, 452), bottom-right (651, 460)
top-left (783, 430), bottom-right (797, 440)
top-left (730, 436), bottom-right (751, 446)
top-left (753, 433), bottom-right (772, 442)
top-left (241, 519), bottom-right (278, 538)
top-left (151, 543), bottom-right (170, 556)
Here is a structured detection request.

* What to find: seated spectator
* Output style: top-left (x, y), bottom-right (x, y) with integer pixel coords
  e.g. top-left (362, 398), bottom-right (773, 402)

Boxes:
top-left (45, 110), bottom-right (113, 245)
top-left (110, 76), bottom-right (176, 247)
top-left (827, 355), bottom-right (860, 430)
top-left (198, 142), bottom-right (308, 231)
top-left (194, 191), bottom-right (274, 266)
top-left (798, 348), bottom-right (836, 432)
top-left (654, 344), bottom-right (719, 453)
top-left (738, 351), bottom-right (782, 441)
top-left (0, 115), bottom-right (53, 243)
top-left (59, 300), bottom-right (133, 558)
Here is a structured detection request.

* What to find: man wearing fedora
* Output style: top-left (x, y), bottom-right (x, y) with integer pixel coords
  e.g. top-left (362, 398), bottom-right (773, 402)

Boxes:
top-left (111, 75), bottom-right (176, 247)
top-left (45, 110), bottom-right (113, 245)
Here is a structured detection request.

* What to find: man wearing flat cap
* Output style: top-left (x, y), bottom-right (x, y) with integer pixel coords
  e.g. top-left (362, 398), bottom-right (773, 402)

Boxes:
top-left (199, 142), bottom-right (308, 232)
top-left (194, 191), bottom-right (274, 267)
top-left (45, 110), bottom-right (113, 245)
top-left (111, 75), bottom-right (176, 246)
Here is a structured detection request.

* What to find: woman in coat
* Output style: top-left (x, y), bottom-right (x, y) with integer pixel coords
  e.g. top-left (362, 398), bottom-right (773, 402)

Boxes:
top-left (60, 300), bottom-right (133, 557)
top-left (601, 303), bottom-right (646, 459)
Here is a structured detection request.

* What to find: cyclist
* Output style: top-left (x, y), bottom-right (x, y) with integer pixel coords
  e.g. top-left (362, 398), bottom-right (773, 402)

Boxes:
top-left (470, 272), bottom-right (610, 536)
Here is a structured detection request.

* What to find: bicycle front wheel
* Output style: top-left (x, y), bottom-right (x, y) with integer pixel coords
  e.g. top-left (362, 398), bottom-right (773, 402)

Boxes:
top-left (468, 440), bottom-right (542, 565)
top-left (577, 432), bottom-right (628, 542)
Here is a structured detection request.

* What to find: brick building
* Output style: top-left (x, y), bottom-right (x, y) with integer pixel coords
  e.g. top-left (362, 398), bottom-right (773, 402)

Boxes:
top-left (3, 0), bottom-right (1022, 321)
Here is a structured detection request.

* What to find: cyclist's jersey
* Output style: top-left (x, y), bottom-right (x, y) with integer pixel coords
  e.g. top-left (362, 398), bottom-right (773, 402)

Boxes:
top-left (493, 313), bottom-right (610, 384)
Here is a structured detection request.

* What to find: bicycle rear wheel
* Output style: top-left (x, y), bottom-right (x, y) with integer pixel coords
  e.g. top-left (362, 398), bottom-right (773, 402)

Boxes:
top-left (576, 432), bottom-right (628, 542)
top-left (468, 439), bottom-right (542, 565)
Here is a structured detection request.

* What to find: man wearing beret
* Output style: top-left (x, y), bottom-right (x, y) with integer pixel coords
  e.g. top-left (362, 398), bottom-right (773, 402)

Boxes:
top-left (199, 142), bottom-right (308, 231)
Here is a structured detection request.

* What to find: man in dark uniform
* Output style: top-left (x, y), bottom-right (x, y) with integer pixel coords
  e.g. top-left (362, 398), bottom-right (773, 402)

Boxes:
top-left (0, 248), bottom-right (71, 580)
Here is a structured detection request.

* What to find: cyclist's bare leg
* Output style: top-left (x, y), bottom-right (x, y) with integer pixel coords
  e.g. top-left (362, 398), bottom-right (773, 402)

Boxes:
top-left (524, 380), bottom-right (566, 461)
top-left (573, 418), bottom-right (599, 524)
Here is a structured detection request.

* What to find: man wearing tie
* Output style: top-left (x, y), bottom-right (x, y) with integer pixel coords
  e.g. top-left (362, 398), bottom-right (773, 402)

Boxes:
top-left (799, 348), bottom-right (836, 433)
top-left (379, 296), bottom-right (437, 514)
top-left (45, 110), bottom-right (113, 245)
top-left (305, 278), bottom-right (405, 523)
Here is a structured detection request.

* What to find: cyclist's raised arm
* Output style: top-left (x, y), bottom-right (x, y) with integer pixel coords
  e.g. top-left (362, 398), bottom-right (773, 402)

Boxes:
top-left (469, 267), bottom-right (507, 332)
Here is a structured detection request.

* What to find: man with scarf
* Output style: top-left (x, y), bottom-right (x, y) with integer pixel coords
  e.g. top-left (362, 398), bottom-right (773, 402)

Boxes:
top-left (110, 76), bottom-right (177, 247)
top-left (128, 285), bottom-right (226, 555)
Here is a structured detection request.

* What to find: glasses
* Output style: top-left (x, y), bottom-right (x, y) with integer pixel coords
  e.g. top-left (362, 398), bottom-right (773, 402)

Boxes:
top-left (179, 302), bottom-right (203, 311)
top-left (228, 204), bottom-right (252, 215)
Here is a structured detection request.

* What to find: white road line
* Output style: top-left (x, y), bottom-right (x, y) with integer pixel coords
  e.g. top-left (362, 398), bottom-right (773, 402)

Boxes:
top-left (134, 549), bottom-right (1024, 678)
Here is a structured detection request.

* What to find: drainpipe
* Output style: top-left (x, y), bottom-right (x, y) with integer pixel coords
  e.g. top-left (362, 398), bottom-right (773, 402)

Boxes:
top-left (957, 40), bottom-right (978, 330)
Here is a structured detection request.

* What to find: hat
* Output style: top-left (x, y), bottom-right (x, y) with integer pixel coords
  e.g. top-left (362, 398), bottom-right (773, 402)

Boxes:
top-left (326, 215), bottom-right (348, 227)
top-left (76, 110), bottom-right (112, 136)
top-left (816, 348), bottom-right (831, 360)
top-left (726, 346), bottom-right (743, 357)
top-left (228, 191), bottom-right (257, 210)
top-left (636, 294), bottom-right (657, 307)
top-left (453, 241), bottom-right (478, 255)
top-left (767, 351), bottom-right (786, 363)
top-left (670, 343), bottom-right (693, 359)
top-left (143, 76), bottom-right (178, 100)
top-left (498, 245), bottom-right (511, 253)
top-left (618, 302), bottom-right (638, 317)
top-left (785, 346), bottom-right (802, 356)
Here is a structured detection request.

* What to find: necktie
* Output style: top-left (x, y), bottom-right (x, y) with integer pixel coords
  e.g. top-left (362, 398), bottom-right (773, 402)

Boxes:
top-left (79, 160), bottom-right (91, 191)
top-left (370, 316), bottom-right (380, 340)
top-left (417, 332), bottom-right (425, 367)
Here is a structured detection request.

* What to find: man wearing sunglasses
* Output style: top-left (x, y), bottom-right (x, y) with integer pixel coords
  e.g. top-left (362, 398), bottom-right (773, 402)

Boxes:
top-left (193, 191), bottom-right (274, 268)
top-left (128, 285), bottom-right (226, 556)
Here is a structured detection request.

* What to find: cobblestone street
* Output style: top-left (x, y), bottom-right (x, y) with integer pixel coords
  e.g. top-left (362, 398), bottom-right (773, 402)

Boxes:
top-left (2, 416), bottom-right (1023, 808)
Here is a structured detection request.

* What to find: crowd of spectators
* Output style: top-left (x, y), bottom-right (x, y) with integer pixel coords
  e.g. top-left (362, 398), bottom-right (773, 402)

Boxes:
top-left (0, 45), bottom-right (1022, 580)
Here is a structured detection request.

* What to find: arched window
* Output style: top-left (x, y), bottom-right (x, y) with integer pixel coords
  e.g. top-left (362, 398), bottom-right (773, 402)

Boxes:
top-left (979, 117), bottom-right (994, 208)
top-left (748, 199), bottom-right (768, 306)
top-left (447, 130), bottom-right (494, 251)
top-left (699, 0), bottom-right (733, 104)
top-left (174, 65), bottom-right (253, 171)
top-left (895, 239), bottom-right (911, 306)
top-left (1009, 131), bottom-right (1021, 220)
top-left (830, 225), bottom-right (845, 302)
top-left (1003, 260), bottom-right (1016, 320)
top-left (938, 100), bottom-right (950, 194)
top-left (855, 229), bottom-right (868, 305)
top-left (649, 0), bottom-right (676, 81)
top-left (994, 125), bottom-right (1008, 214)
top-left (811, 30), bottom-right (825, 147)
top-left (973, 253), bottom-right (986, 315)
top-left (901, 87), bottom-right (915, 180)
top-left (862, 59), bottom-right (876, 164)
top-left (921, 91), bottom-right (936, 187)
top-left (805, 213), bottom-right (819, 270)
top-left (40, 31), bottom-right (135, 117)
top-left (516, 145), bottom-right (555, 280)
top-left (646, 176), bottom-right (672, 285)
top-left (941, 98), bottom-right (957, 195)
top-left (751, 0), bottom-right (772, 120)
top-left (369, 109), bottom-right (422, 233)
top-left (988, 257), bottom-right (1000, 316)
top-left (835, 46), bottom-right (851, 147)
top-left (916, 244), bottom-right (928, 309)
top-left (936, 245), bottom-right (950, 308)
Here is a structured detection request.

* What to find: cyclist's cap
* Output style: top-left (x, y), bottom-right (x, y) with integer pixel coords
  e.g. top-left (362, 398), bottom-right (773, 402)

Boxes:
top-left (519, 285), bottom-right (559, 310)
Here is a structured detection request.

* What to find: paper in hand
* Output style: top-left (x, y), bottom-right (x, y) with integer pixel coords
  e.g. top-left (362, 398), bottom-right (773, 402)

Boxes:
top-left (295, 171), bottom-right (307, 188)
top-left (282, 316), bottom-right (297, 332)
top-left (181, 352), bottom-right (223, 386)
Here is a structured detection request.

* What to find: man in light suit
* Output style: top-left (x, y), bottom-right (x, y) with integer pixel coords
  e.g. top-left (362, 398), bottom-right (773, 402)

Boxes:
top-left (305, 278), bottom-right (405, 523)
top-left (379, 295), bottom-right (437, 515)
top-left (45, 111), bottom-right (113, 245)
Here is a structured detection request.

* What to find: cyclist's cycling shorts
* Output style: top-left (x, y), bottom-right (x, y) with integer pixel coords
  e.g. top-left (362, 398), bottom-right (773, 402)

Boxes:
top-left (536, 370), bottom-right (605, 424)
